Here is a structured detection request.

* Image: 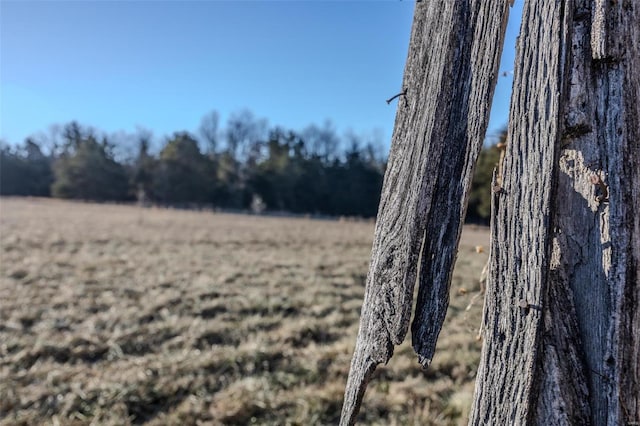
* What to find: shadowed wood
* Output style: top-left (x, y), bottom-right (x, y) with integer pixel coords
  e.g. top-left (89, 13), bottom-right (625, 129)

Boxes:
top-left (339, 1), bottom-right (510, 424)
top-left (555, 0), bottom-right (640, 422)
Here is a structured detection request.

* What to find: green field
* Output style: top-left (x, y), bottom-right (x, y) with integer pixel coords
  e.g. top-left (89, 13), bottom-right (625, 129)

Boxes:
top-left (0, 198), bottom-right (488, 425)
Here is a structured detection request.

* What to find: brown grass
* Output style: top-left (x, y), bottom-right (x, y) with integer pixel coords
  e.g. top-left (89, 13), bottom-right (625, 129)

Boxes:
top-left (0, 197), bottom-right (489, 425)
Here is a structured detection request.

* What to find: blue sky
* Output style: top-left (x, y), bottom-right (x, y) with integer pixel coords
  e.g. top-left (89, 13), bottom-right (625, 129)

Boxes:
top-left (1, 1), bottom-right (522, 150)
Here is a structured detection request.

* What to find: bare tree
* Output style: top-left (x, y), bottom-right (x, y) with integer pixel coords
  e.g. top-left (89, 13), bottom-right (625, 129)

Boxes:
top-left (224, 109), bottom-right (267, 164)
top-left (301, 120), bottom-right (340, 161)
top-left (199, 110), bottom-right (220, 155)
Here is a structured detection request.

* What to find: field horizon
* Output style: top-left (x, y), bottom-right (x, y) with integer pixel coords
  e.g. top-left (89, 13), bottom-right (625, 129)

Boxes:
top-left (0, 197), bottom-right (489, 425)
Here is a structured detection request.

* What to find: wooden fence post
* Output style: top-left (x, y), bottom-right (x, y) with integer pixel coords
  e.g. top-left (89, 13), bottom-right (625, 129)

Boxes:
top-left (340, 2), bottom-right (511, 424)
top-left (470, 0), bottom-right (639, 424)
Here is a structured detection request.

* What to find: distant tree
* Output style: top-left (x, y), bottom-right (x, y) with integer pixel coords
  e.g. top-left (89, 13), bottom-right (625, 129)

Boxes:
top-left (46, 123), bottom-right (64, 157)
top-left (302, 120), bottom-right (340, 161)
top-left (152, 132), bottom-right (215, 204)
top-left (213, 150), bottom-right (241, 207)
top-left (131, 130), bottom-right (156, 202)
top-left (52, 123), bottom-right (129, 200)
top-left (217, 110), bottom-right (268, 207)
top-left (0, 145), bottom-right (28, 195)
top-left (199, 110), bottom-right (220, 155)
top-left (224, 109), bottom-right (267, 164)
top-left (466, 129), bottom-right (505, 223)
top-left (62, 121), bottom-right (82, 148)
top-left (245, 127), bottom-right (386, 217)
top-left (22, 138), bottom-right (53, 196)
top-left (248, 128), bottom-right (298, 211)
top-left (0, 139), bottom-right (53, 196)
top-left (329, 138), bottom-right (383, 217)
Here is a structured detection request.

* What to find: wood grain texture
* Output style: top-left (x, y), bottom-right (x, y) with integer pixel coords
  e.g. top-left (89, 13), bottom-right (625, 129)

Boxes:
top-left (469, 0), bottom-right (566, 423)
top-left (598, 0), bottom-right (640, 422)
top-left (471, 0), bottom-right (640, 424)
top-left (411, 0), bottom-right (512, 368)
top-left (339, 1), bottom-right (510, 425)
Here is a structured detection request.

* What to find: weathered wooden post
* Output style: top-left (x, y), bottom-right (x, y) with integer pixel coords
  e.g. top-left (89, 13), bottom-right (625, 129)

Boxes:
top-left (340, 1), bottom-right (511, 424)
top-left (470, 0), bottom-right (639, 424)
top-left (342, 0), bottom-right (639, 424)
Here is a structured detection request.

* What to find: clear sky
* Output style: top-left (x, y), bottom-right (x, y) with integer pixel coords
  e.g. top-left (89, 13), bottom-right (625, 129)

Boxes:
top-left (1, 0), bottom-right (522, 150)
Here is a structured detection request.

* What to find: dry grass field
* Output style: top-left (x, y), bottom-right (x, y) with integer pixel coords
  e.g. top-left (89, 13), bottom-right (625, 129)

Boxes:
top-left (0, 197), bottom-right (489, 425)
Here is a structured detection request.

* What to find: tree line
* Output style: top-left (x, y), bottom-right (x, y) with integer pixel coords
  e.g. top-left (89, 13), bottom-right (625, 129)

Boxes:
top-left (0, 110), bottom-right (502, 221)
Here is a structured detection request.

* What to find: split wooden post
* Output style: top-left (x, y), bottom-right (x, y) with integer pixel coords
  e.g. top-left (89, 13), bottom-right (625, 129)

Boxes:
top-left (343, 0), bottom-right (639, 424)
top-left (340, 2), bottom-right (511, 424)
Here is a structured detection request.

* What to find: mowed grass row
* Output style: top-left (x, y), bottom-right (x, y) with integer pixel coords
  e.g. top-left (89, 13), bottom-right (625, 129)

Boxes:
top-left (0, 197), bottom-right (489, 425)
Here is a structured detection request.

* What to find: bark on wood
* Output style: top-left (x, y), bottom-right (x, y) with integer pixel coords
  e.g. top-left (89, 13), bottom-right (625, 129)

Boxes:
top-left (469, 0), bottom-right (566, 422)
top-left (470, 0), bottom-right (639, 424)
top-left (340, 2), bottom-right (510, 424)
